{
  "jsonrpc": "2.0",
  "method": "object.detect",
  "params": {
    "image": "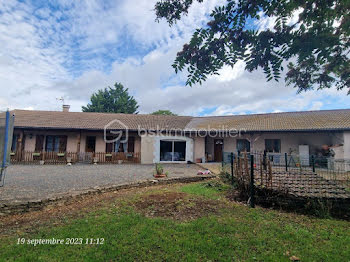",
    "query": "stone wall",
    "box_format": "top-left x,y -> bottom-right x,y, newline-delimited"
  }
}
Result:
0,175 -> 214,216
